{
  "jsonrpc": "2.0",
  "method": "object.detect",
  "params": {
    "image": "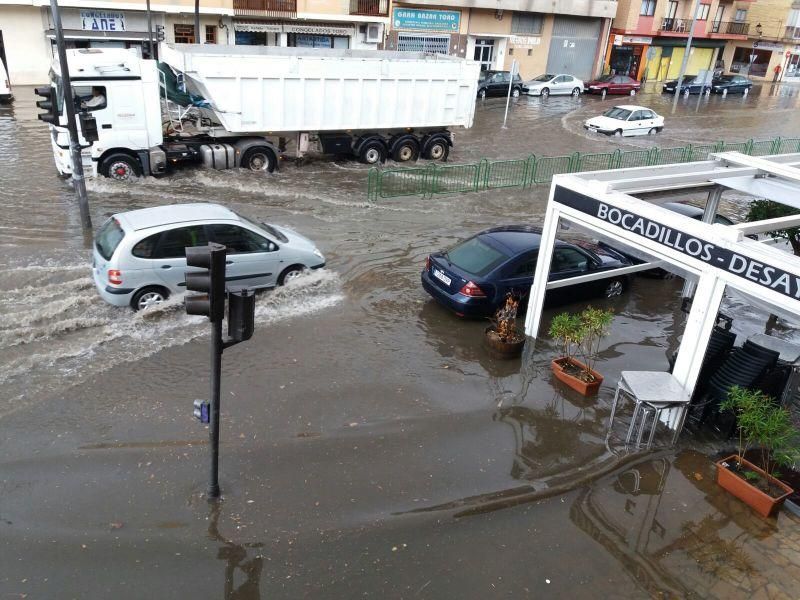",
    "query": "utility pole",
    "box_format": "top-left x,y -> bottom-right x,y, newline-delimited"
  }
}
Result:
195,0 -> 201,44
672,0 -> 703,113
146,0 -> 154,58
50,0 -> 91,231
